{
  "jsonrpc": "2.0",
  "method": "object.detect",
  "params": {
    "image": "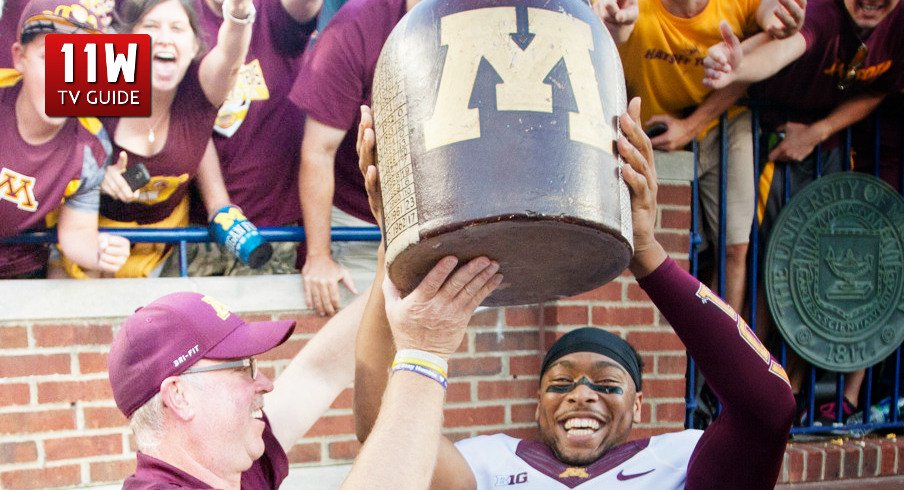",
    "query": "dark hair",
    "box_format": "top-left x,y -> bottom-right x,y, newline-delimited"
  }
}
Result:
113,0 -> 205,53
